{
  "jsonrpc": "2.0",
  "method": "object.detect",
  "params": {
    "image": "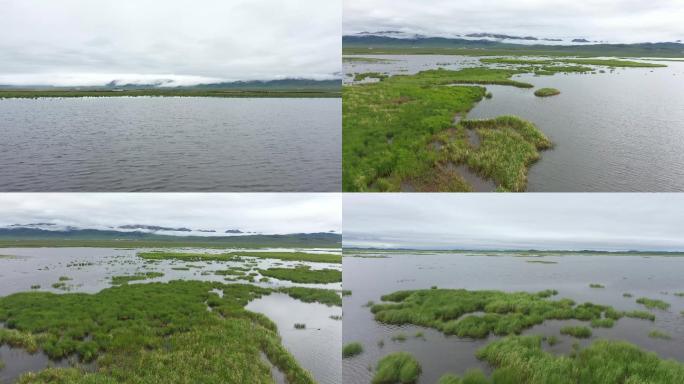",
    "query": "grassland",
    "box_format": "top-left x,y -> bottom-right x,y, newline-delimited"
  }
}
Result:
371,352 -> 422,384
369,288 -> 645,338
343,67 -> 552,191
138,250 -> 341,264
0,280 -> 316,383
534,88 -> 560,97
0,89 -> 340,99
259,266 -> 342,284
